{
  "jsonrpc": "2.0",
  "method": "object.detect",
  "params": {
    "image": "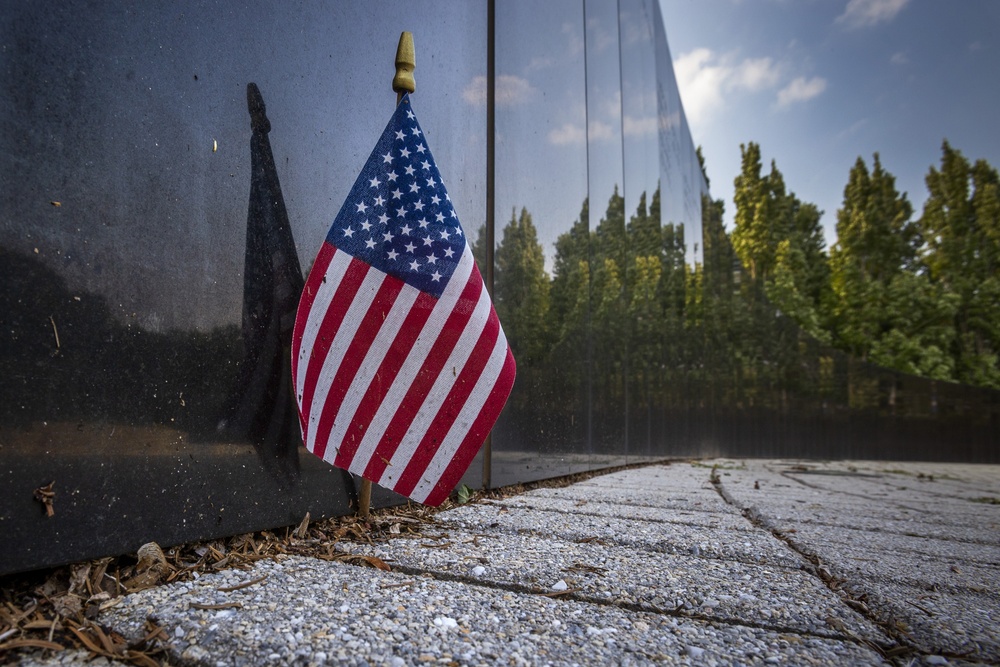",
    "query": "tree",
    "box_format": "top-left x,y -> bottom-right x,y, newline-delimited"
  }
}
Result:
732,142 -> 775,283
731,142 -> 829,337
470,223 -> 489,278
551,198 -> 590,346
827,153 -> 960,380
494,207 -> 551,367
918,141 -> 1000,388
